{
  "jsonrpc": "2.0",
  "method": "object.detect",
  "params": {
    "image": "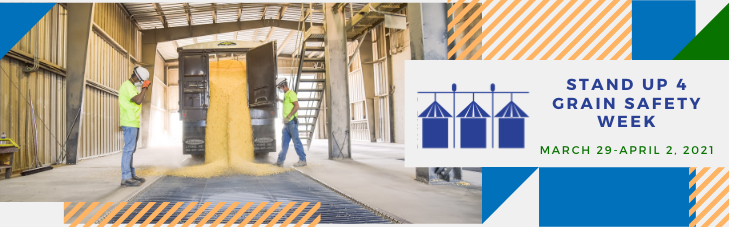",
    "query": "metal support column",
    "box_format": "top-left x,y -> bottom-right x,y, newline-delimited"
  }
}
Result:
408,3 -> 449,61
323,3 -> 351,159
65,3 -> 95,165
359,34 -> 378,142
384,28 -> 396,143
139,35 -> 159,148
408,3 -> 463,184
